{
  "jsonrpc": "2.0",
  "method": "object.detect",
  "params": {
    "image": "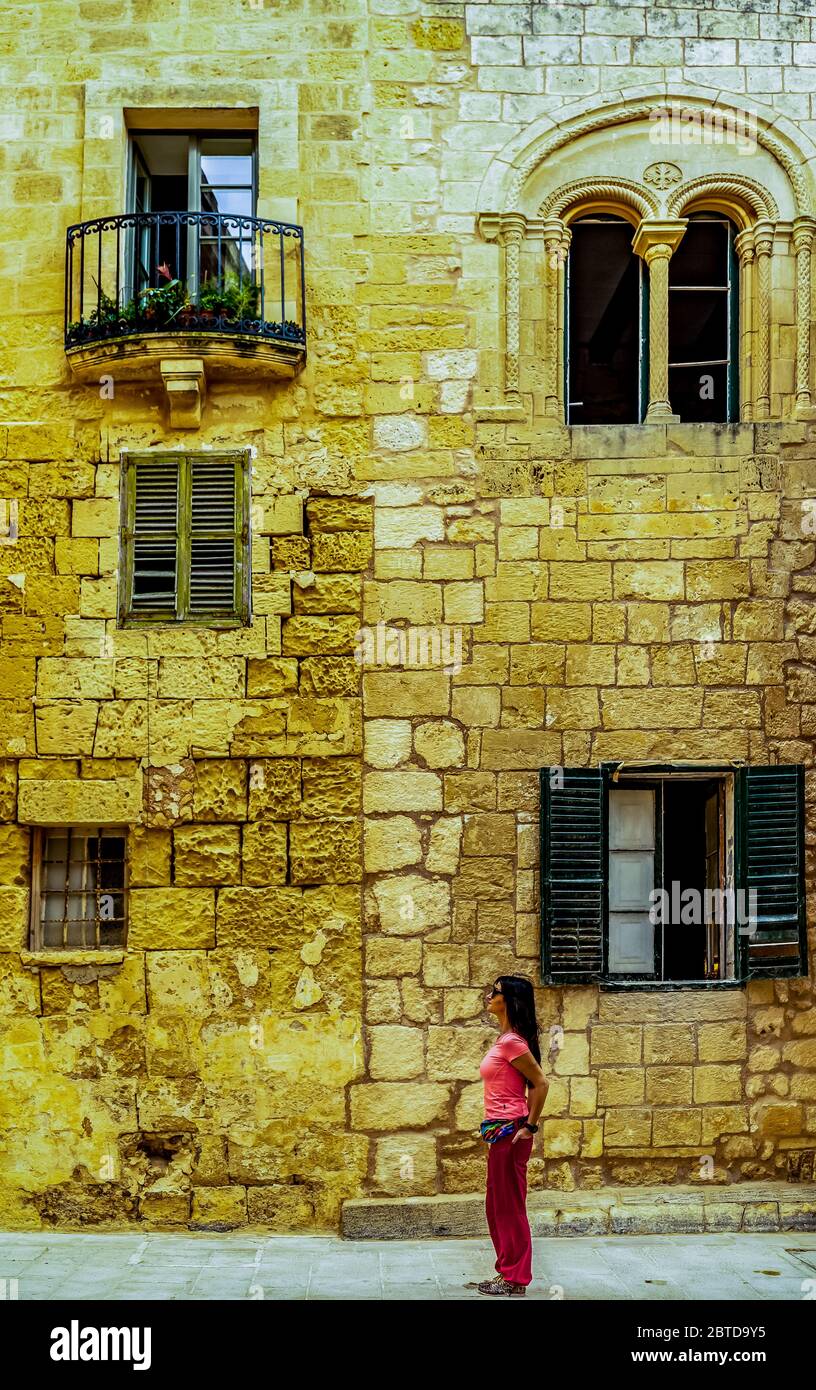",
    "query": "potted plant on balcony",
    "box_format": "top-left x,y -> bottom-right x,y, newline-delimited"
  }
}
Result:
197,273 -> 262,329
137,263 -> 188,329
